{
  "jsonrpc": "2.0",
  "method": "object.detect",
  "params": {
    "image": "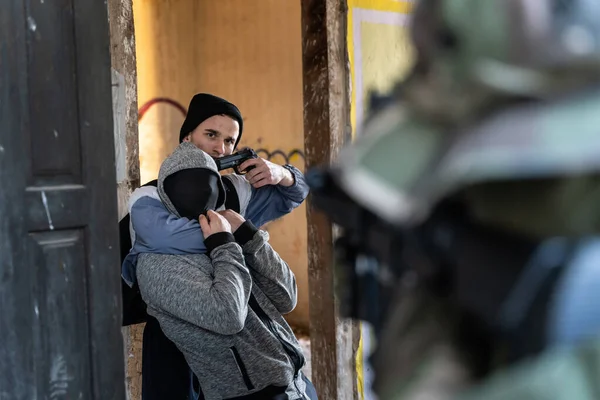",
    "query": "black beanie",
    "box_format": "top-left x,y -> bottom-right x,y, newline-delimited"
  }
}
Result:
179,93 -> 244,148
